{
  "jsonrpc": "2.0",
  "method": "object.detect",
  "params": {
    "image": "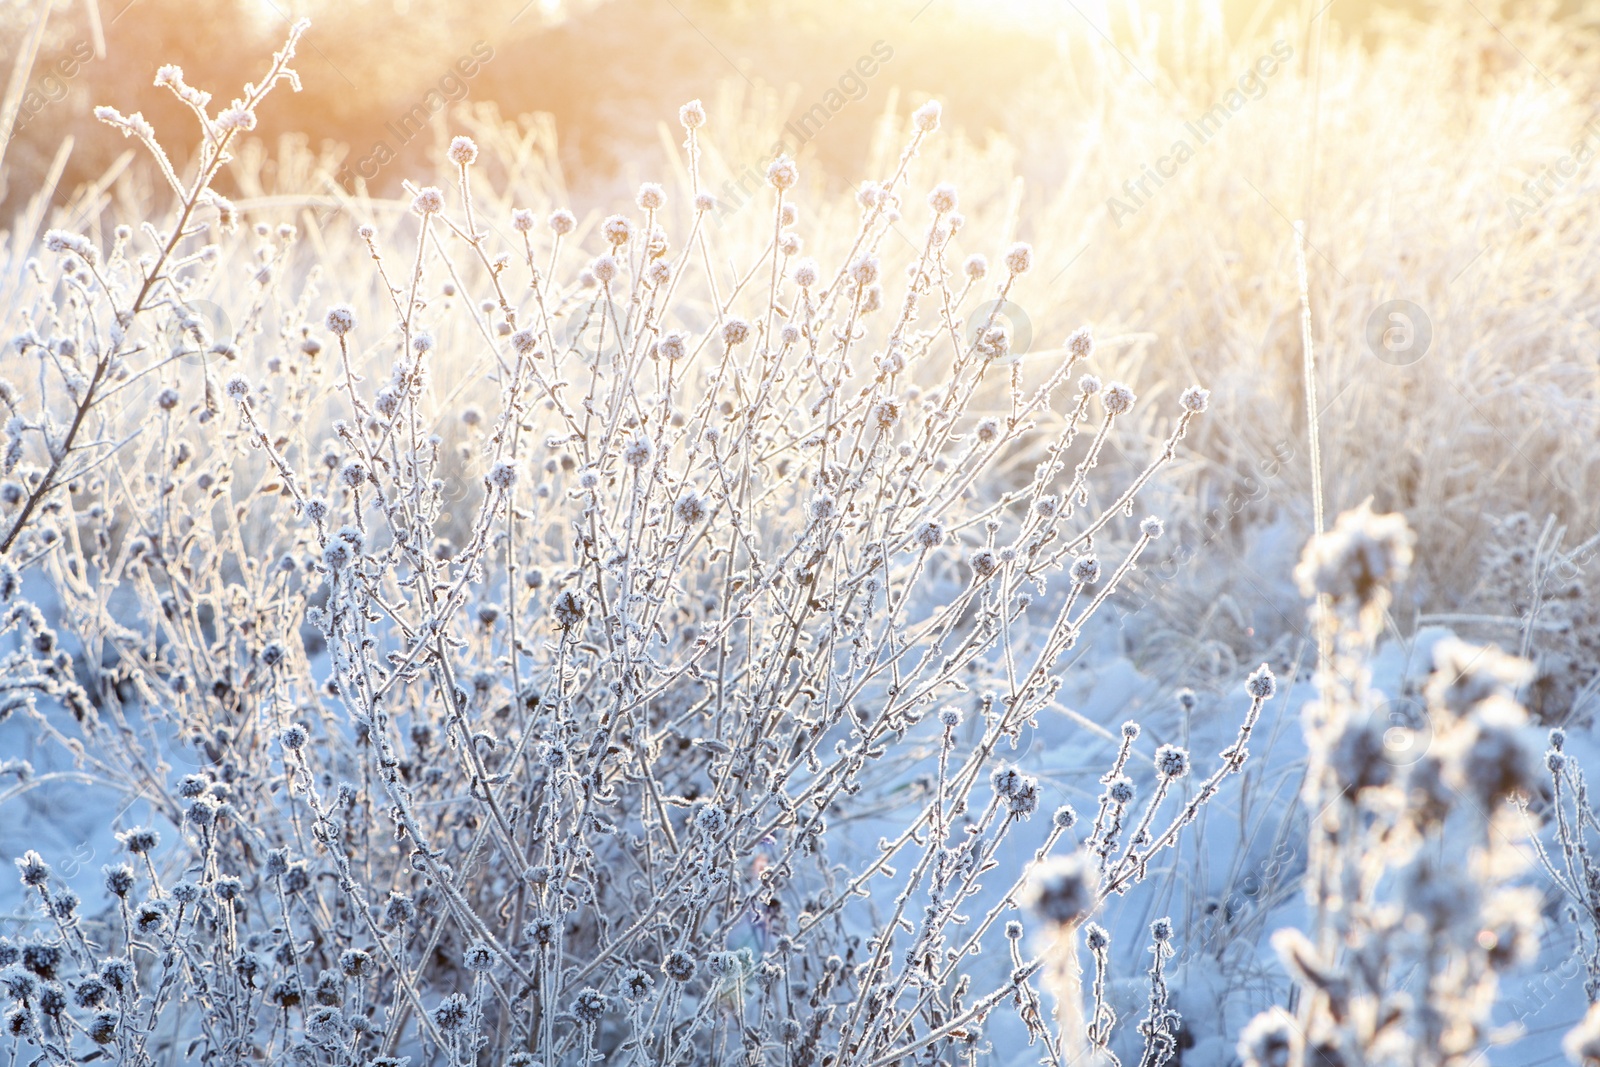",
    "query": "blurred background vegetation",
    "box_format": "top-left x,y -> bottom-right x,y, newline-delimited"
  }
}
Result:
0,0 -> 1510,209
